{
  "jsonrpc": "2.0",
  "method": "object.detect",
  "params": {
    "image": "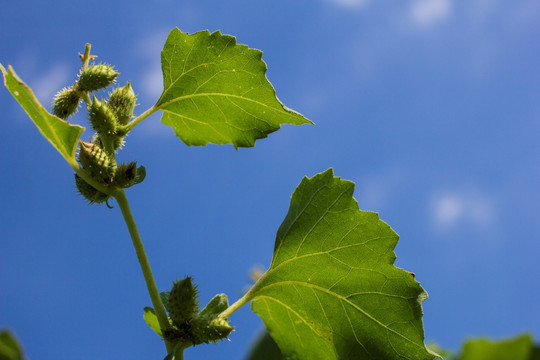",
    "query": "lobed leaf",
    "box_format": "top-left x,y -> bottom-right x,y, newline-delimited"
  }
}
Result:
249,169 -> 438,360
1,64 -> 84,167
155,28 -> 312,148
